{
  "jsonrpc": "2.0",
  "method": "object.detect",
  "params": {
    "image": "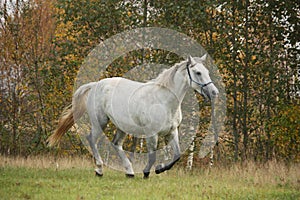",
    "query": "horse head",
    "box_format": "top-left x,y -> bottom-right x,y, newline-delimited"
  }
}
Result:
186,54 -> 219,100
